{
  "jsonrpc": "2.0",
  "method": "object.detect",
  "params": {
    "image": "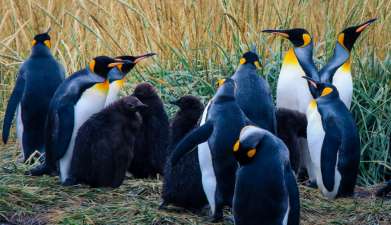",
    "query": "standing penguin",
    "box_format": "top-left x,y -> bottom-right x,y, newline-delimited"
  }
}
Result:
161,95 -> 207,210
232,49 -> 276,133
2,29 -> 65,161
128,82 -> 169,178
320,18 -> 376,109
66,96 -> 147,187
105,53 -> 156,106
28,56 -> 124,184
171,78 -> 249,222
233,125 -> 300,225
304,76 -> 360,199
